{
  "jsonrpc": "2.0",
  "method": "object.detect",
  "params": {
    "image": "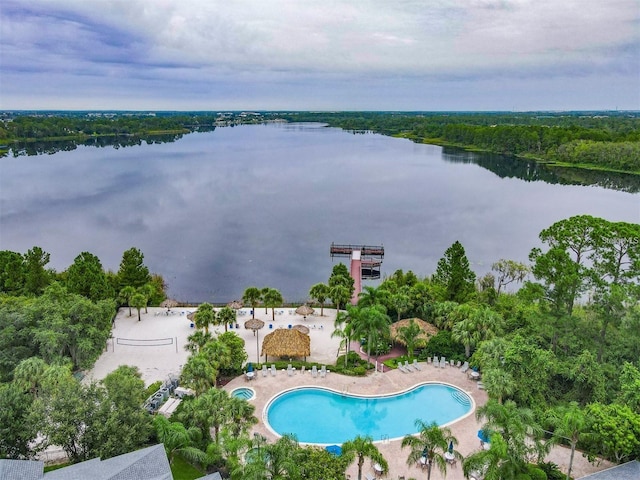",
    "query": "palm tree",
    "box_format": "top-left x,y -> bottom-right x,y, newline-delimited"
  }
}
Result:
244,434 -> 303,480
263,288 -> 283,321
12,357 -> 47,396
218,306 -> 236,332
357,285 -> 389,308
180,353 -> 219,395
547,402 -> 588,480
330,284 -> 352,312
481,368 -> 516,404
401,420 -> 459,480
332,309 -> 352,367
390,287 -> 411,322
119,285 -> 136,316
309,283 -> 330,316
138,283 -> 155,313
242,287 -> 261,319
261,287 -> 270,314
349,305 -> 391,365
463,432 -> 510,480
153,415 -> 208,466
185,330 -> 213,354
397,318 -> 422,359
342,435 -> 388,480
194,302 -> 215,334
476,400 -> 546,472
130,292 -> 146,321
227,396 -> 258,437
